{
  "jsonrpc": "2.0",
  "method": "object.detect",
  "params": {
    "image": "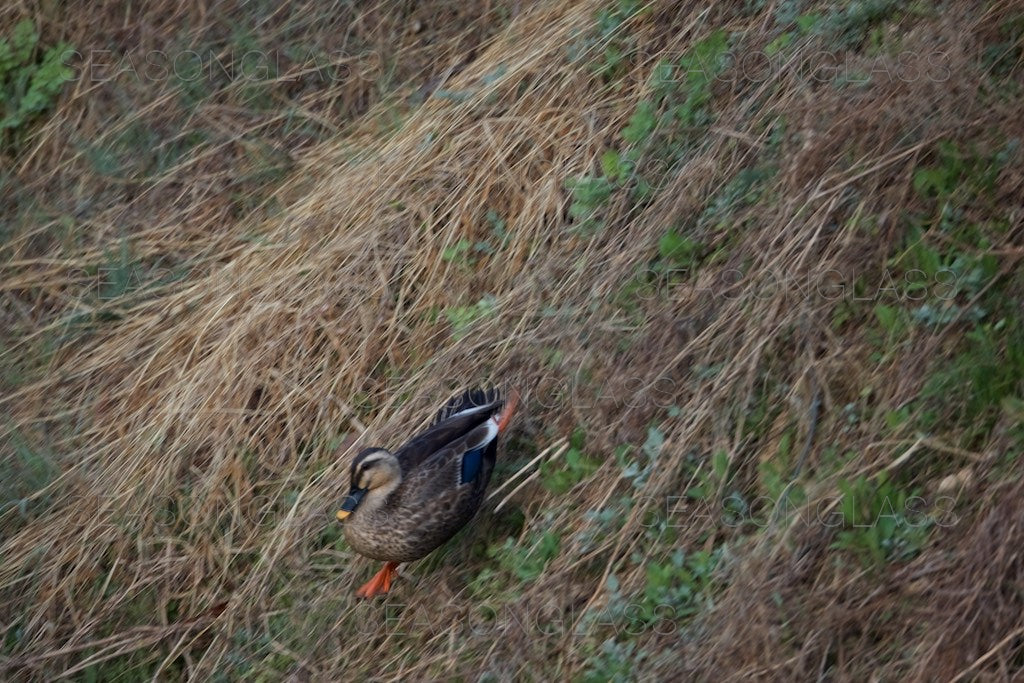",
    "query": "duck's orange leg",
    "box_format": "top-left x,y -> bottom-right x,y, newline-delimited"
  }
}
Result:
355,561 -> 399,599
